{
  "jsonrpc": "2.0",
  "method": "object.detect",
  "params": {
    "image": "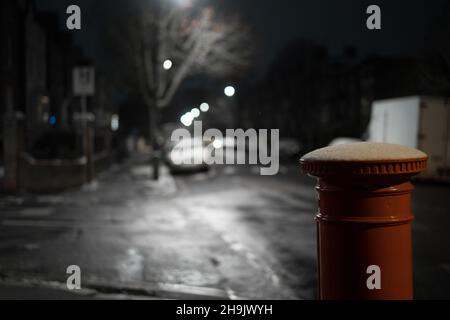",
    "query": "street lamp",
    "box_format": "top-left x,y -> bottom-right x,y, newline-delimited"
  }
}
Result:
173,0 -> 193,8
200,103 -> 210,112
163,59 -> 173,70
224,86 -> 236,97
213,139 -> 223,149
181,112 -> 194,127
191,108 -> 200,118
